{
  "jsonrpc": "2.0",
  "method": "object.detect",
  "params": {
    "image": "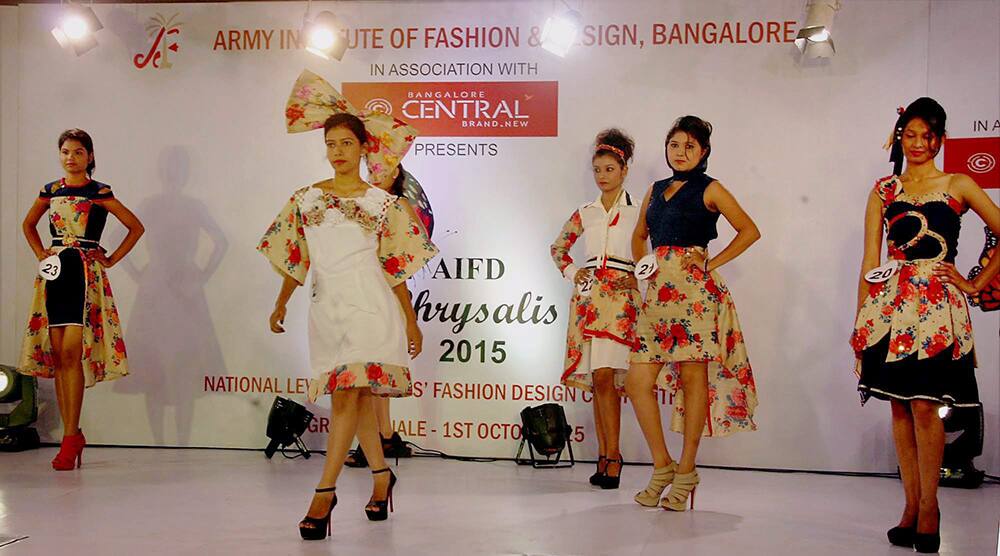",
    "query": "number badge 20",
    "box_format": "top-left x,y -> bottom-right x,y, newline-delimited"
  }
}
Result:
864,260 -> 899,283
